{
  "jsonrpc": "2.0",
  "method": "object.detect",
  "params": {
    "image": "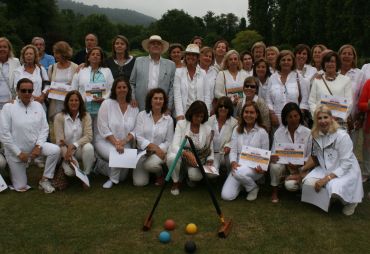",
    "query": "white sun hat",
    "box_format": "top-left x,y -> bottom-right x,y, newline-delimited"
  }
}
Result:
141,35 -> 169,54
183,44 -> 200,54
